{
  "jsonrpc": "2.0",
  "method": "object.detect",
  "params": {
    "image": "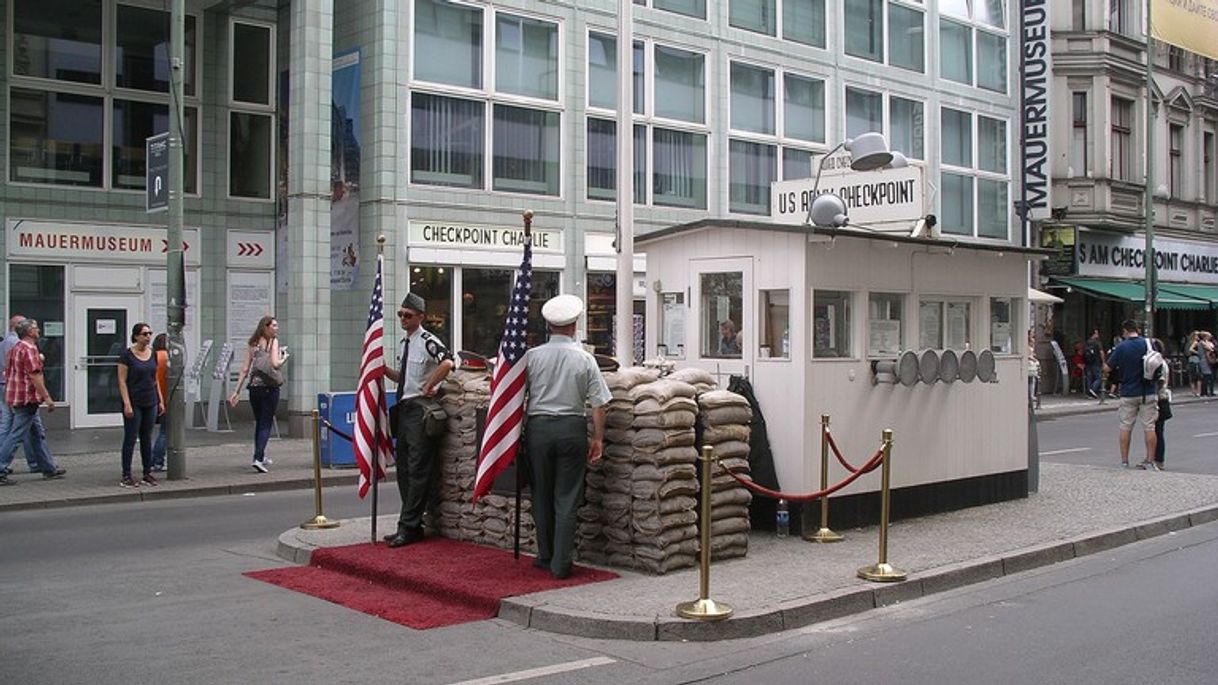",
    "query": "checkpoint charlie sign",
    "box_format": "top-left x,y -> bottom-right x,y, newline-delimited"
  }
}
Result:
771,163 -> 925,228
1076,229 -> 1218,285
407,220 -> 564,253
